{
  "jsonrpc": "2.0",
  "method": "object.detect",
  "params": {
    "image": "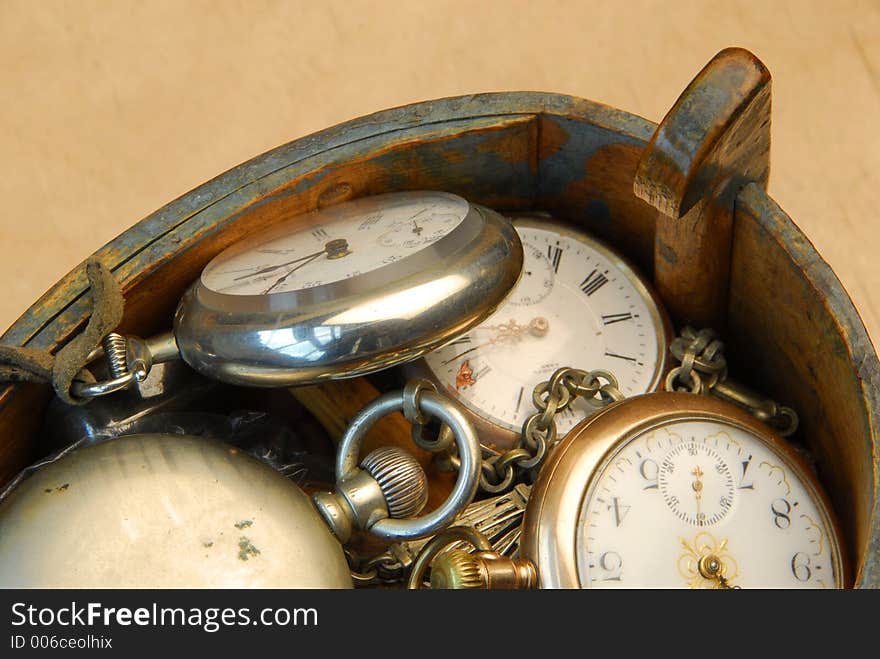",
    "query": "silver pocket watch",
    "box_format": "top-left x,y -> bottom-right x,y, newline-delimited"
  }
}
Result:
72,190 -> 523,397
0,190 -> 524,587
